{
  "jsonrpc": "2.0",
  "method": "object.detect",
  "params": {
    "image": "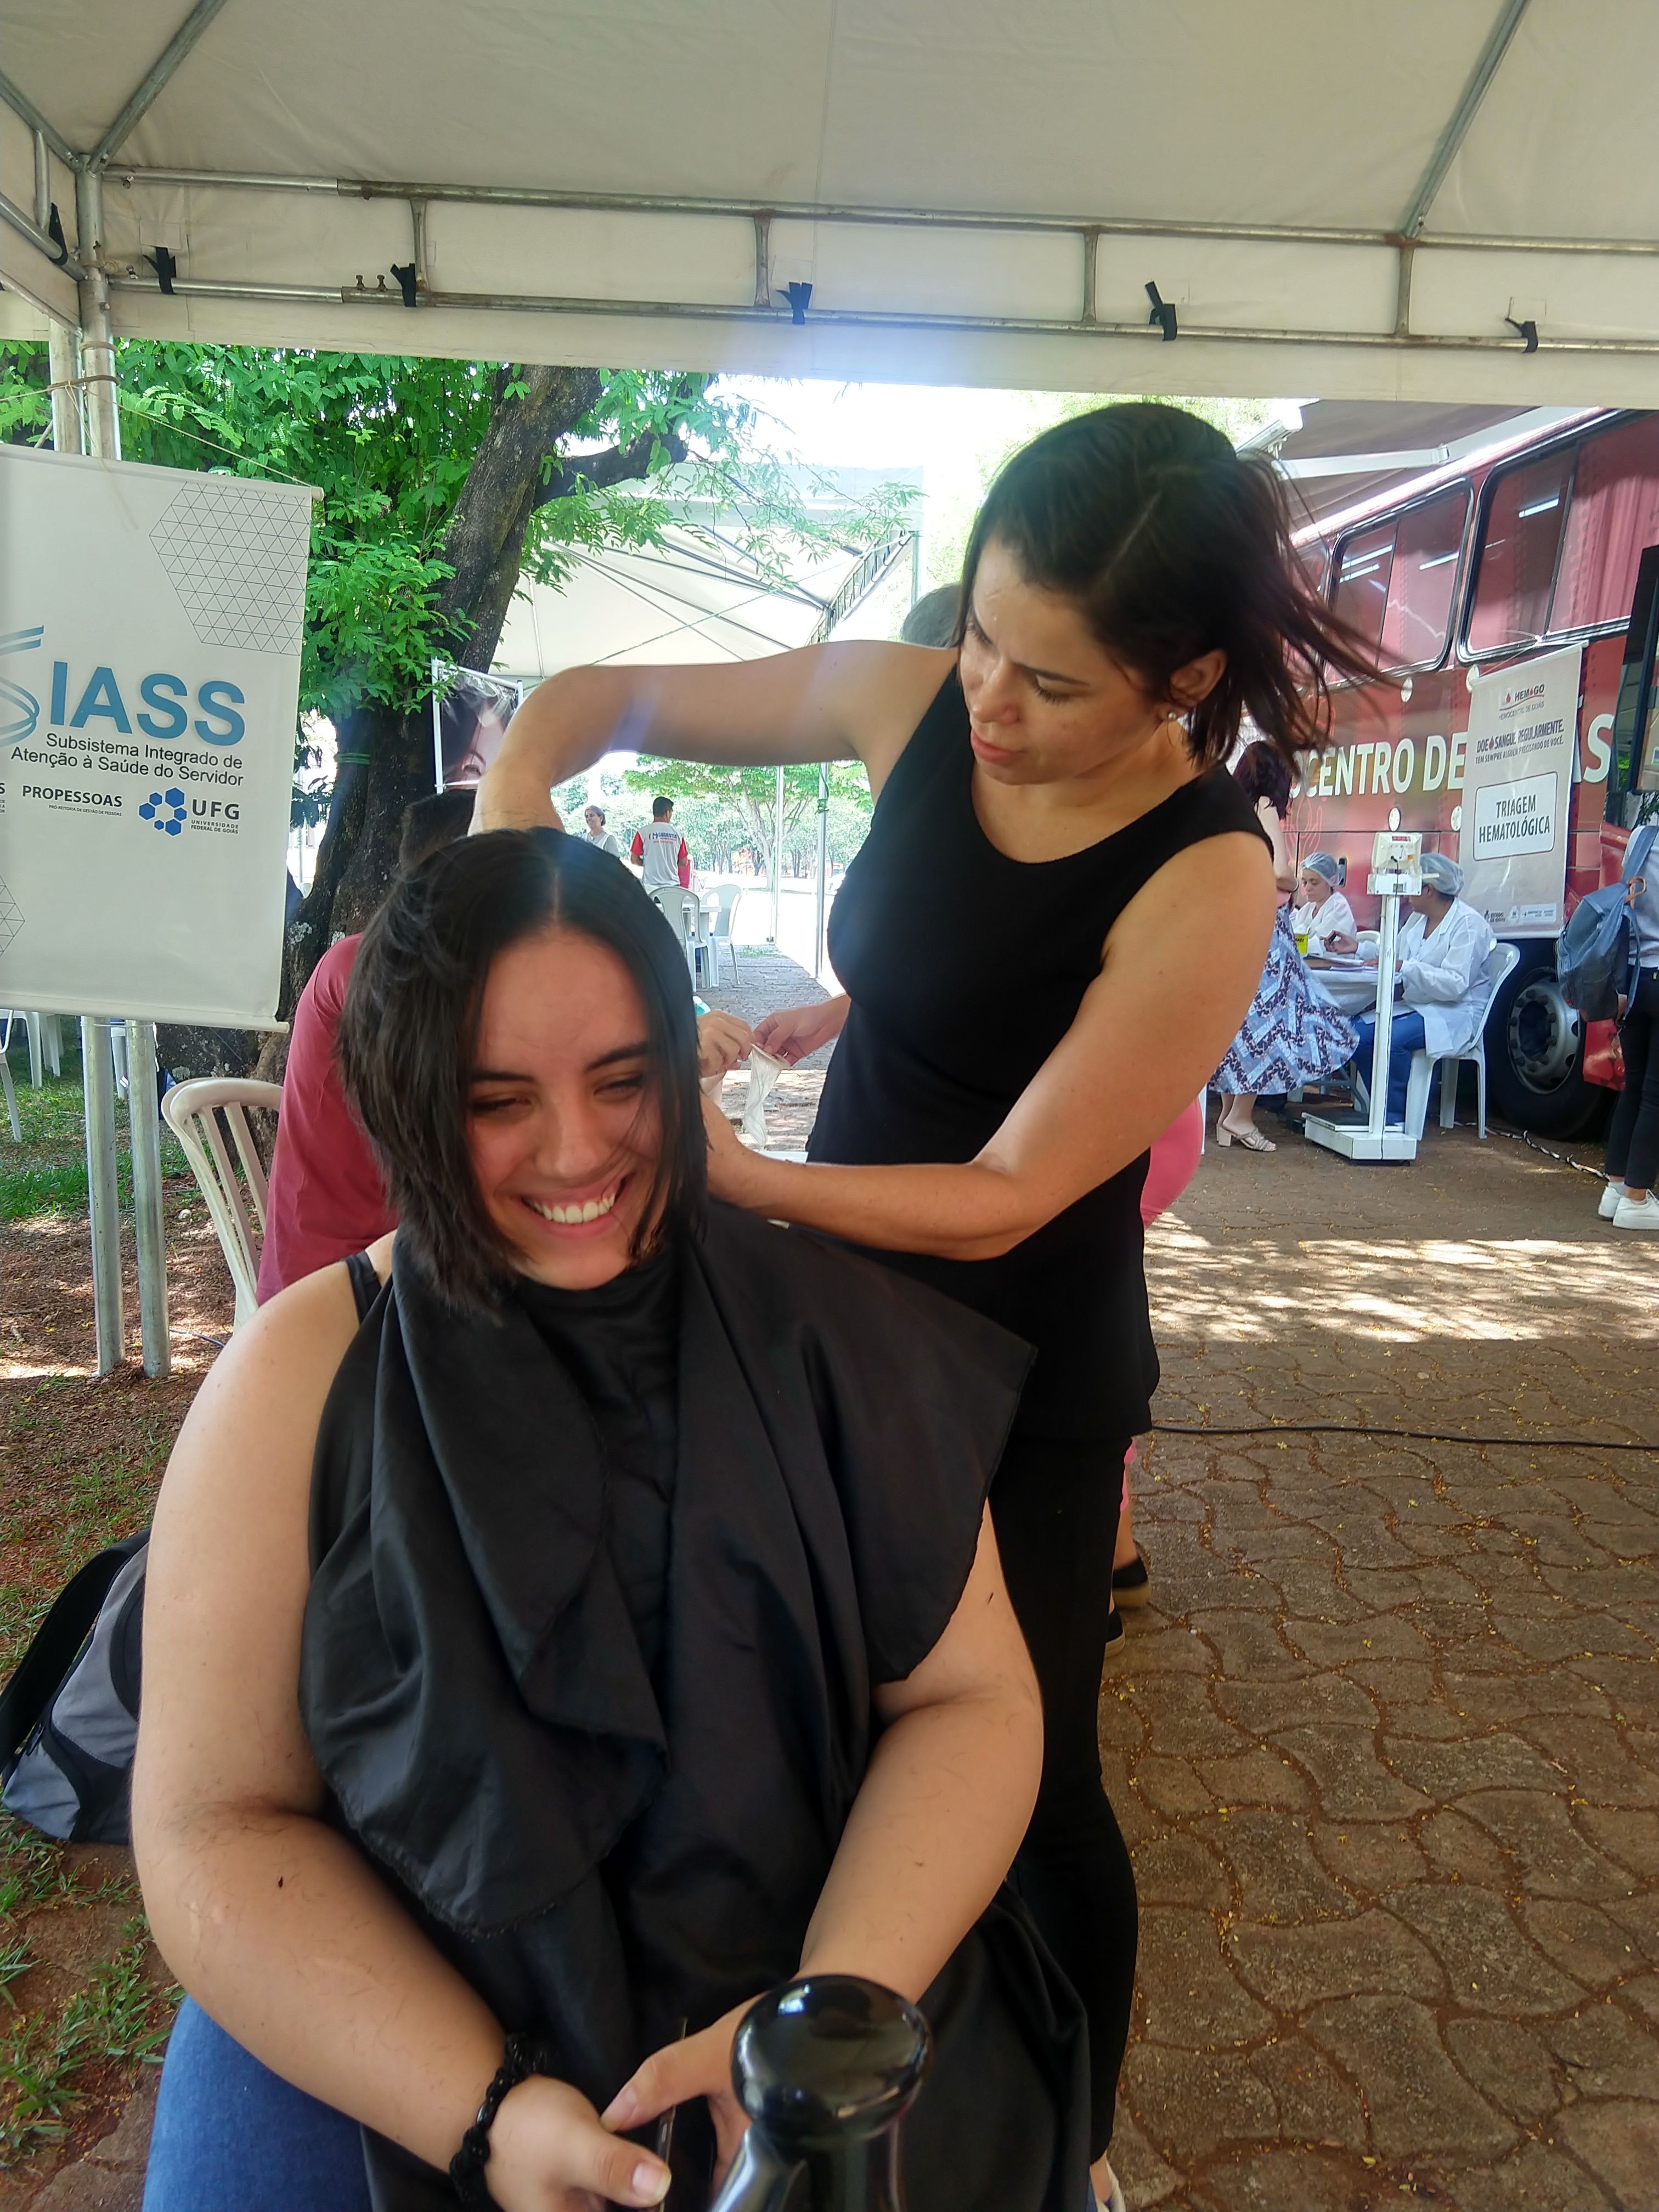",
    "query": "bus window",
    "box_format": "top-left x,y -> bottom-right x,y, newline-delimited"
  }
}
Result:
1331,522 -> 1395,653
1378,487 -> 1468,670
1466,445 -> 1575,654
1550,414 -> 1659,634
1296,540 -> 1329,600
